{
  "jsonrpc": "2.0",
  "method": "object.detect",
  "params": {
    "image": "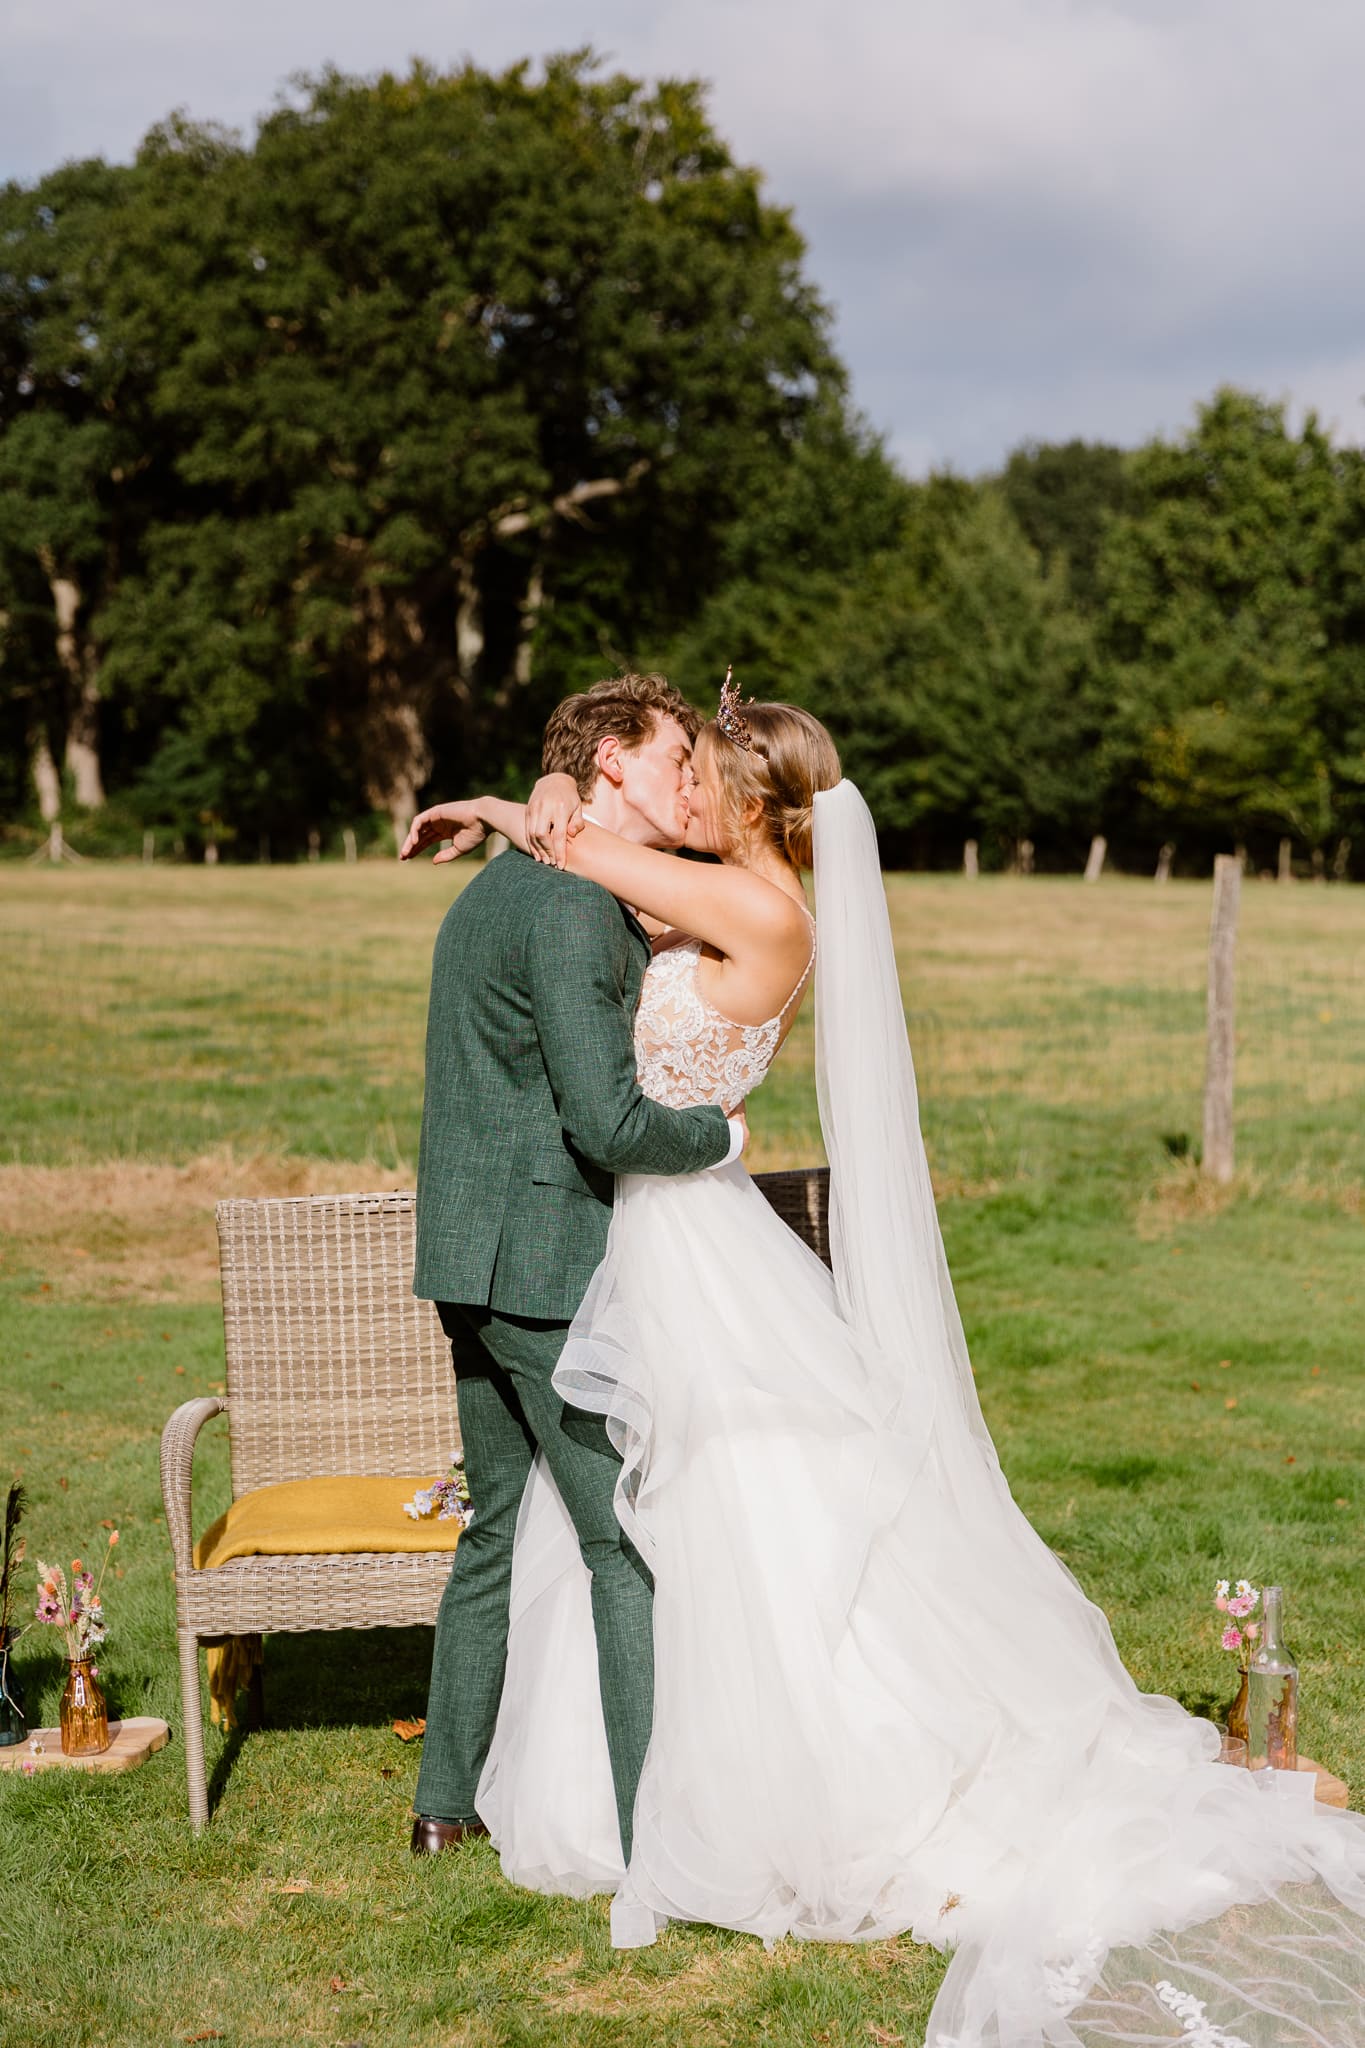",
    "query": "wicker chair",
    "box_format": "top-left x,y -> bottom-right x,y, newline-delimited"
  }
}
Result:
161,1170 -> 830,1830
